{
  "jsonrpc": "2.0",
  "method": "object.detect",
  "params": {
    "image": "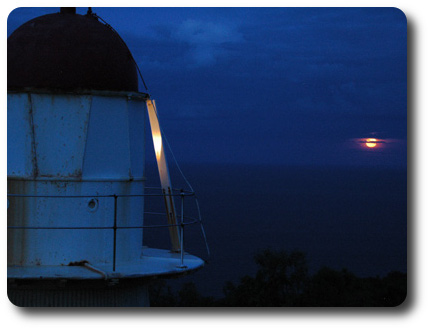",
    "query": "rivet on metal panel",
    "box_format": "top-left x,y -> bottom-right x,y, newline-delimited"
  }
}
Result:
87,198 -> 99,212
